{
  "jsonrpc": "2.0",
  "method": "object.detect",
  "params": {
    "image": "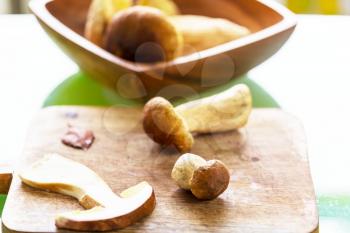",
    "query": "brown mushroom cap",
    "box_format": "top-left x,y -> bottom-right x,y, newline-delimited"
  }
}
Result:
143,97 -> 193,152
190,160 -> 230,200
104,6 -> 182,63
